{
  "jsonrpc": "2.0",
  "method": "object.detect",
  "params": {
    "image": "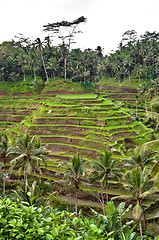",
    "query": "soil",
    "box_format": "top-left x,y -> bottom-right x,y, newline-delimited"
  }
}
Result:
96,85 -> 139,93
0,91 -> 7,97
12,92 -> 32,96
